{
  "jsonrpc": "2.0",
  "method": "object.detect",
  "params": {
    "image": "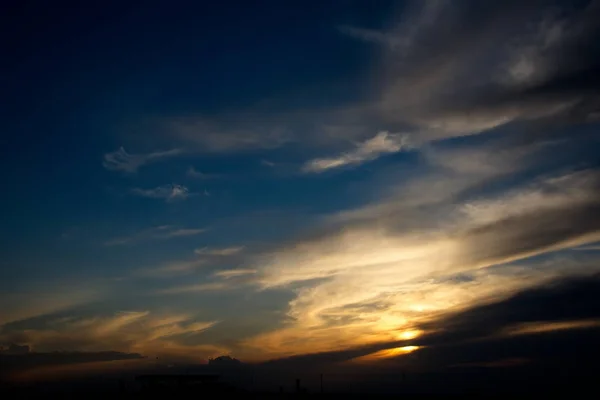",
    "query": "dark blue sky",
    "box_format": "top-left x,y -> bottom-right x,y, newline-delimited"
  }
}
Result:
1,0 -> 395,277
